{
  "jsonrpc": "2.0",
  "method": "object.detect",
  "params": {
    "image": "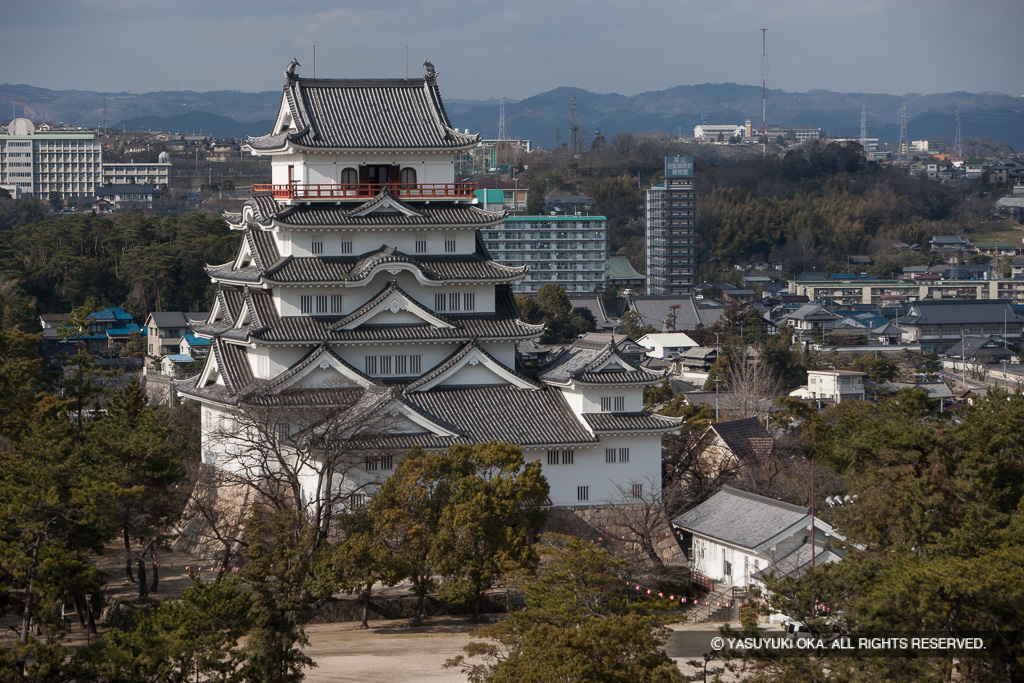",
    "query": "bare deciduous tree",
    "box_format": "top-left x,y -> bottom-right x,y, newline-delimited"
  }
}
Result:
200,383 -> 402,559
